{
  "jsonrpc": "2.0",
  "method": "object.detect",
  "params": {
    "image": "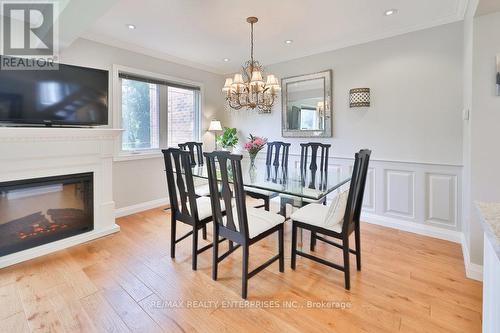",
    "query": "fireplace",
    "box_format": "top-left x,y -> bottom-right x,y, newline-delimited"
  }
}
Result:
0,173 -> 94,257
